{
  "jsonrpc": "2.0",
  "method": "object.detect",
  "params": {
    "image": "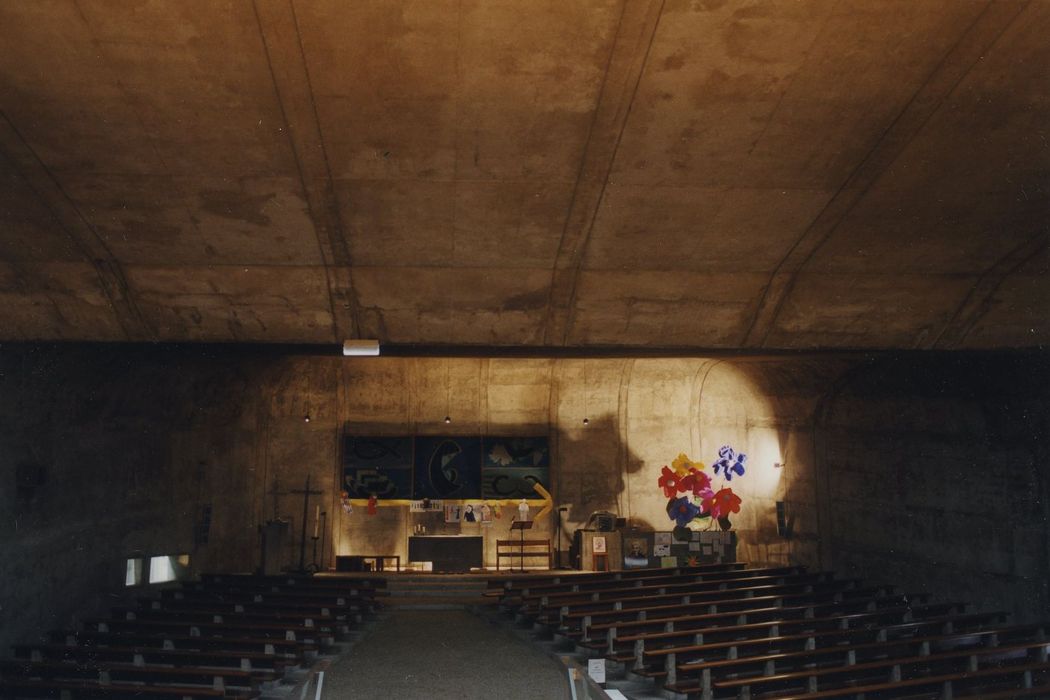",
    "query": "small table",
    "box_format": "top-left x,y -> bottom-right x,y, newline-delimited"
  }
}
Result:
336,554 -> 400,572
